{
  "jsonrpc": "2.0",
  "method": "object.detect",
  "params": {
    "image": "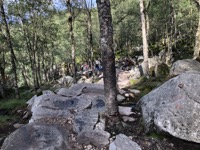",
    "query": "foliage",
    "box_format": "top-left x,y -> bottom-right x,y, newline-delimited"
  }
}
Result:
0,0 -> 199,98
